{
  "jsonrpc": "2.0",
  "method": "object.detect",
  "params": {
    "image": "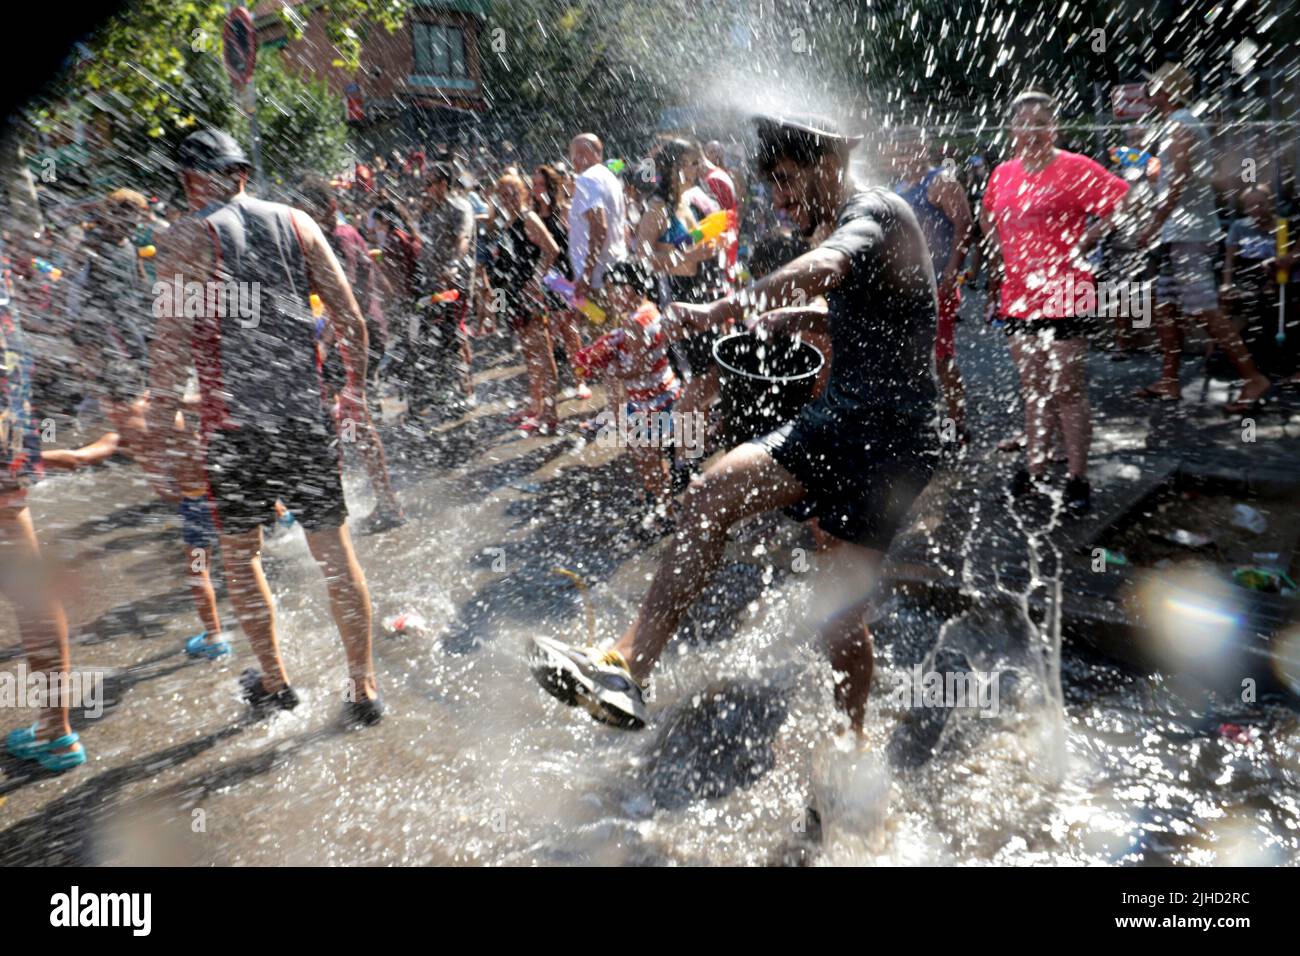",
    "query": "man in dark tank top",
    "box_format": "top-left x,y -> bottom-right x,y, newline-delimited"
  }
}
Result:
142,128 -> 384,726
530,114 -> 942,738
